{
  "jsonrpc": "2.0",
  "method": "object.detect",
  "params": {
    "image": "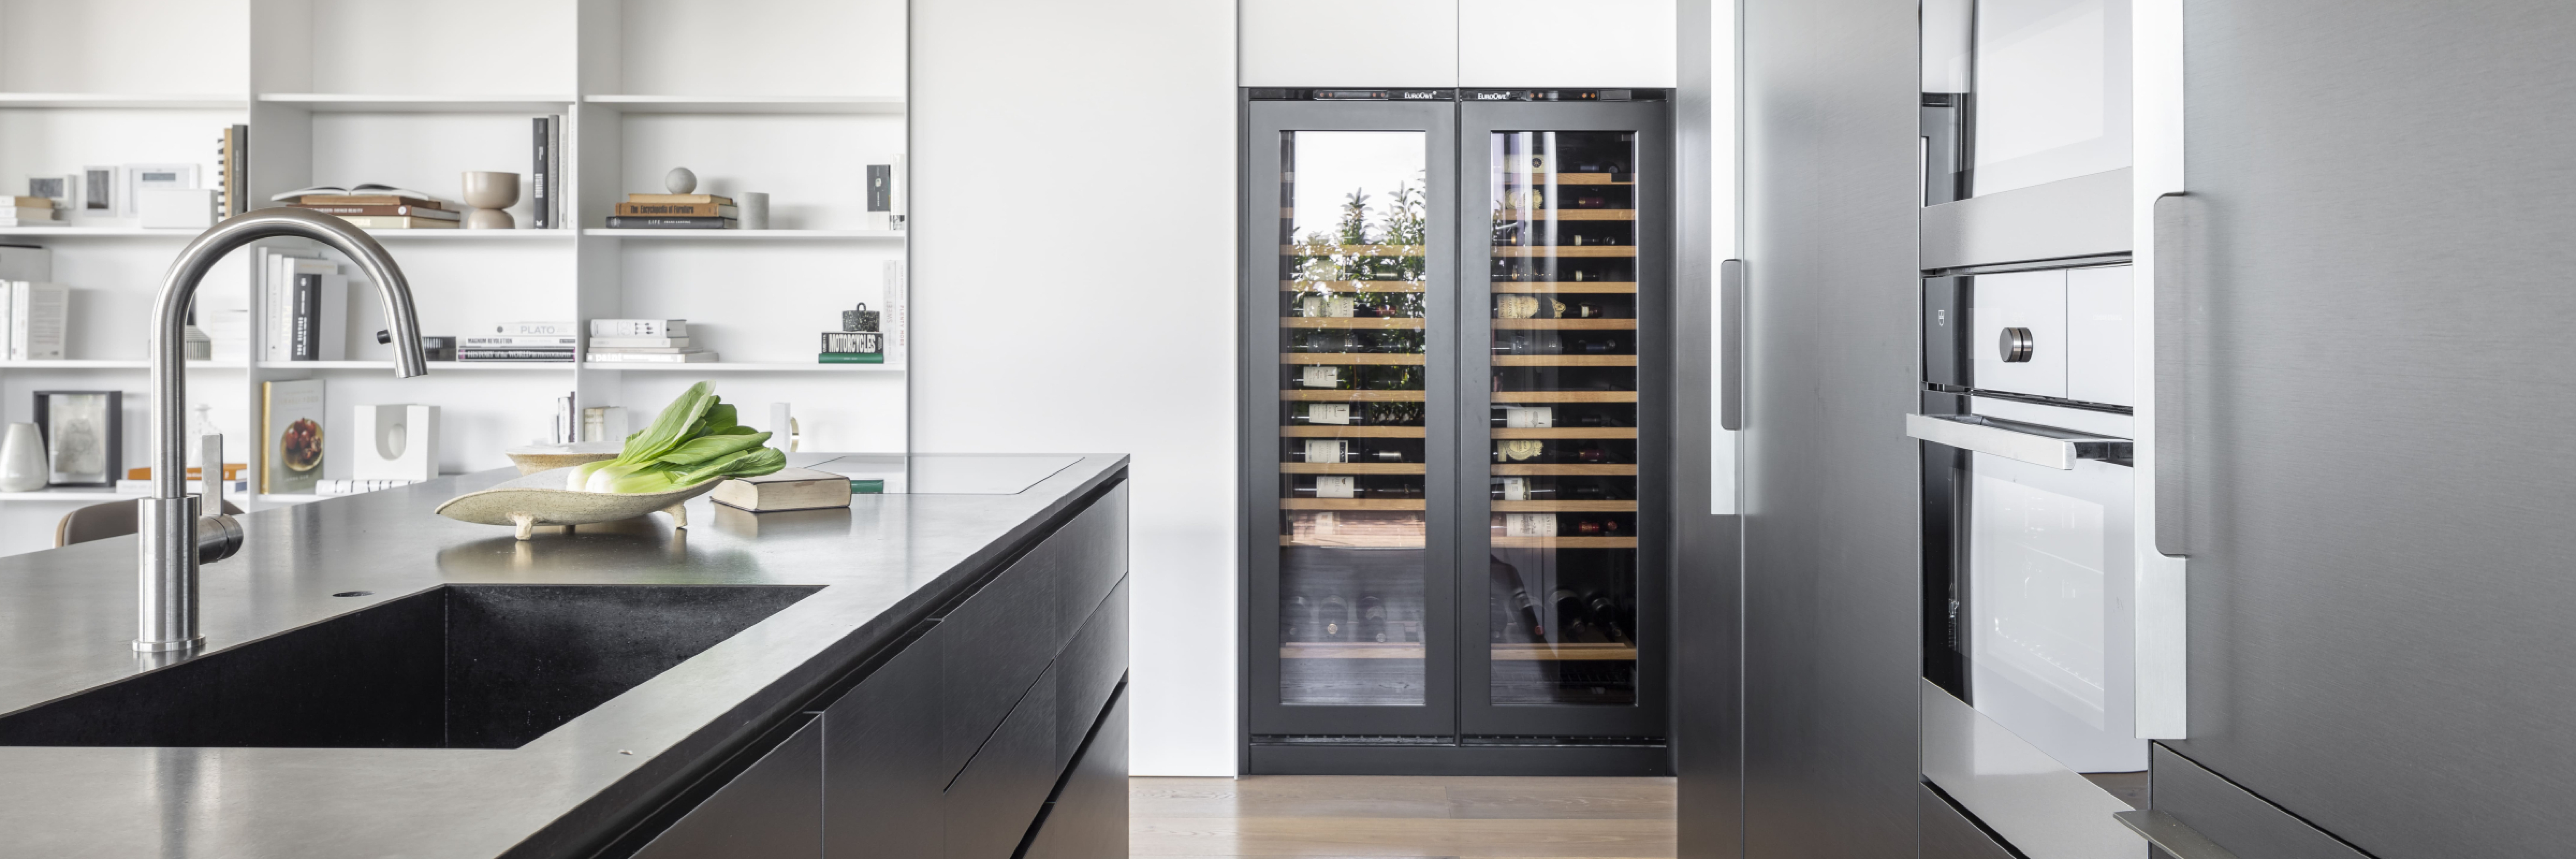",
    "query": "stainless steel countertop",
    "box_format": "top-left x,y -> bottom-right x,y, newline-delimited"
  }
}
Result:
0,453 -> 1127,859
